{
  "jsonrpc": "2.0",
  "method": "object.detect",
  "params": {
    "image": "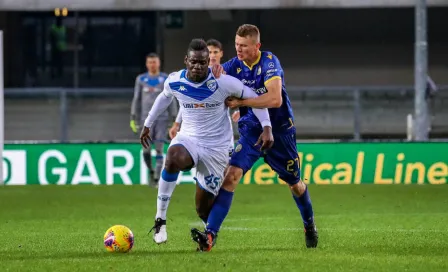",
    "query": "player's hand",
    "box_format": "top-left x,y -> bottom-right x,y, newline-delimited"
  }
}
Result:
232,111 -> 240,123
211,64 -> 225,78
169,123 -> 180,139
225,97 -> 243,109
255,126 -> 274,152
140,127 -> 152,149
130,120 -> 139,134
